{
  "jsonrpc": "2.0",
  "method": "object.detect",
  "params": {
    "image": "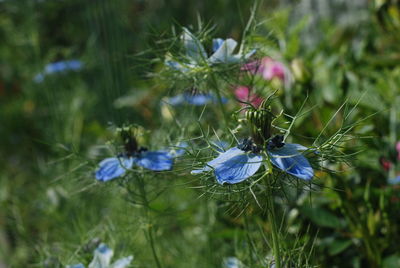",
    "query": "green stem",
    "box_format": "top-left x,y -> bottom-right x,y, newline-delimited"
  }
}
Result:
144,226 -> 162,268
137,177 -> 163,268
209,72 -> 229,125
262,173 -> 281,268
